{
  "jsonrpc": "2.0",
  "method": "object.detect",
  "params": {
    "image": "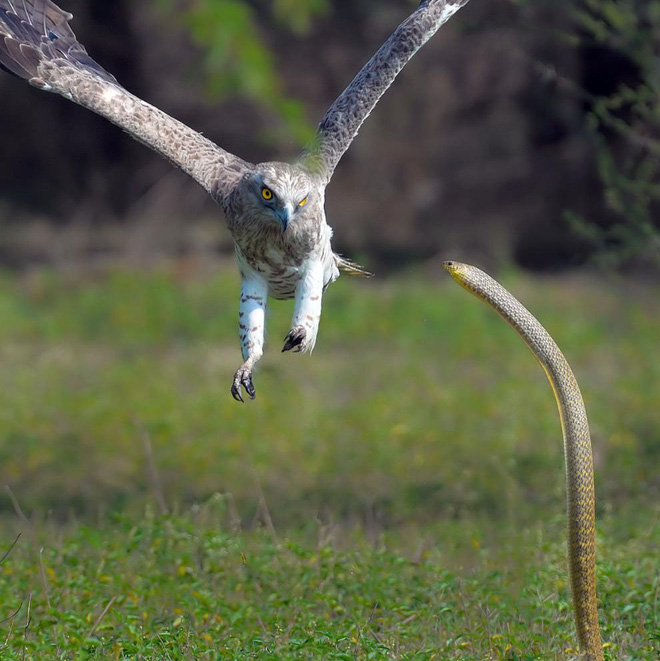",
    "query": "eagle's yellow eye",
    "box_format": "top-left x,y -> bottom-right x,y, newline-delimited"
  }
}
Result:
262,187 -> 274,201
298,197 -> 308,208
